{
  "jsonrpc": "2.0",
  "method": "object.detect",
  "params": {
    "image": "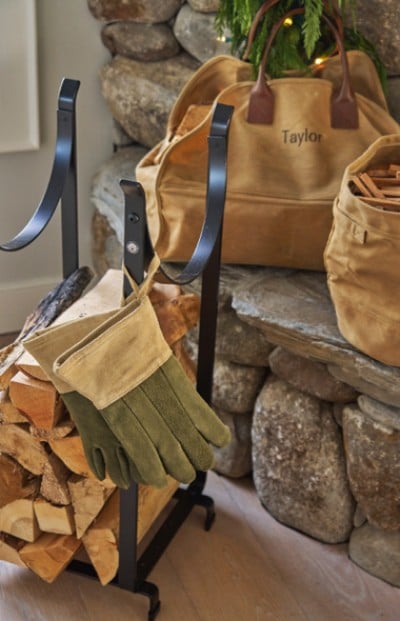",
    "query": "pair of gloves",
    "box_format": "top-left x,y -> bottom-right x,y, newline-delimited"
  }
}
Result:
25,261 -> 230,489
